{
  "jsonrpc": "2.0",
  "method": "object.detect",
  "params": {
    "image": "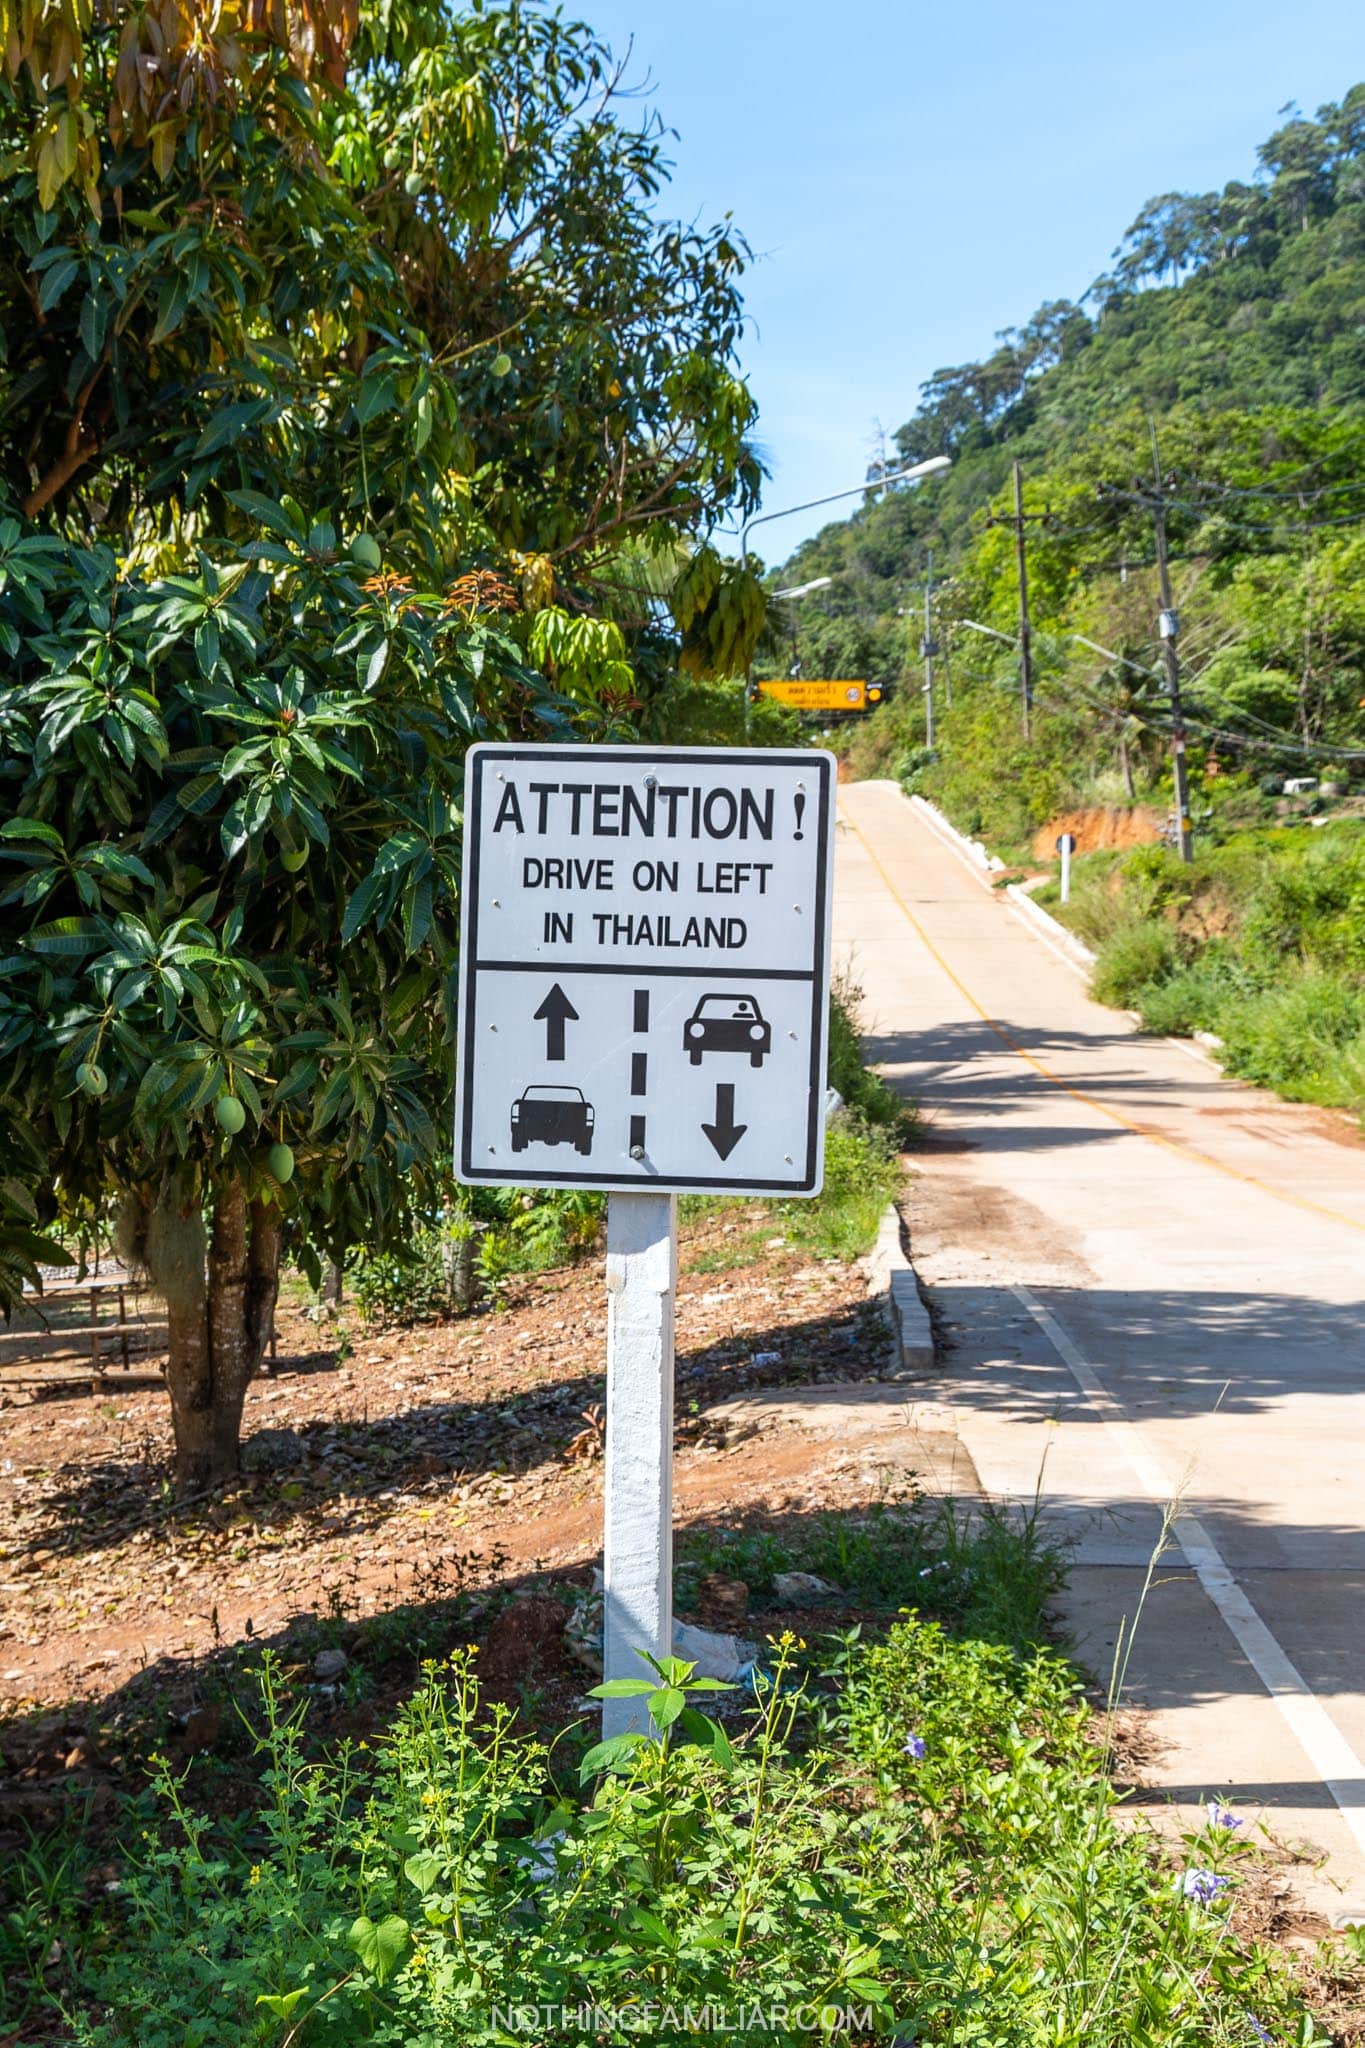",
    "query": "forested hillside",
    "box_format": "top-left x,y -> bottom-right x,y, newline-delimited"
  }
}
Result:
770,87 -> 1365,847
